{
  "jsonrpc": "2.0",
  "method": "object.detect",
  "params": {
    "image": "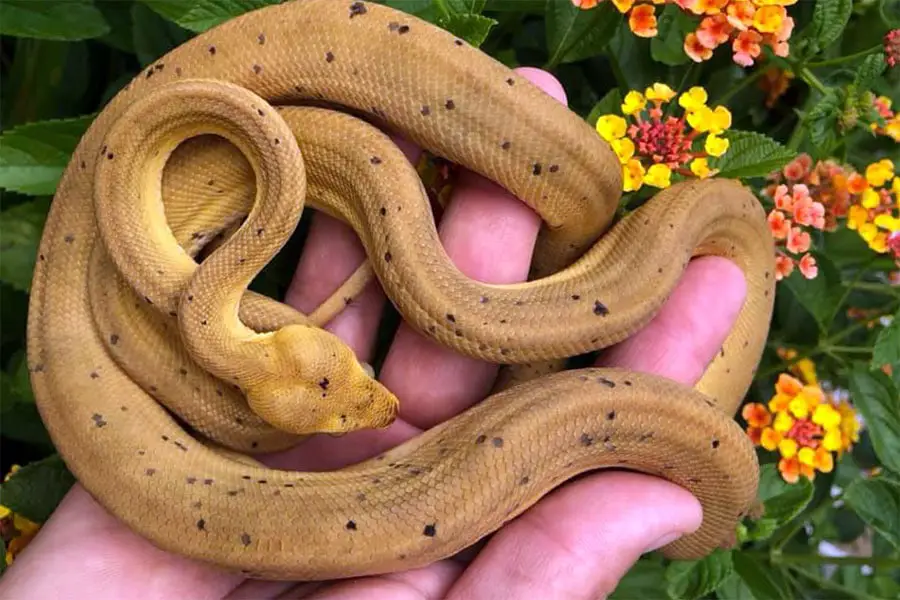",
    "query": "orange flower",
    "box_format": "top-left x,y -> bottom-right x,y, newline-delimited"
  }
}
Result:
847,172 -> 868,195
753,4 -> 785,34
733,30 -> 762,66
776,373 -> 803,396
685,32 -> 714,61
775,254 -> 794,280
798,253 -> 817,279
571,0 -> 600,7
786,227 -> 811,254
629,4 -> 658,37
726,0 -> 755,30
778,456 -> 814,483
773,184 -> 793,210
767,210 -> 791,239
697,14 -> 732,48
742,402 -> 772,428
